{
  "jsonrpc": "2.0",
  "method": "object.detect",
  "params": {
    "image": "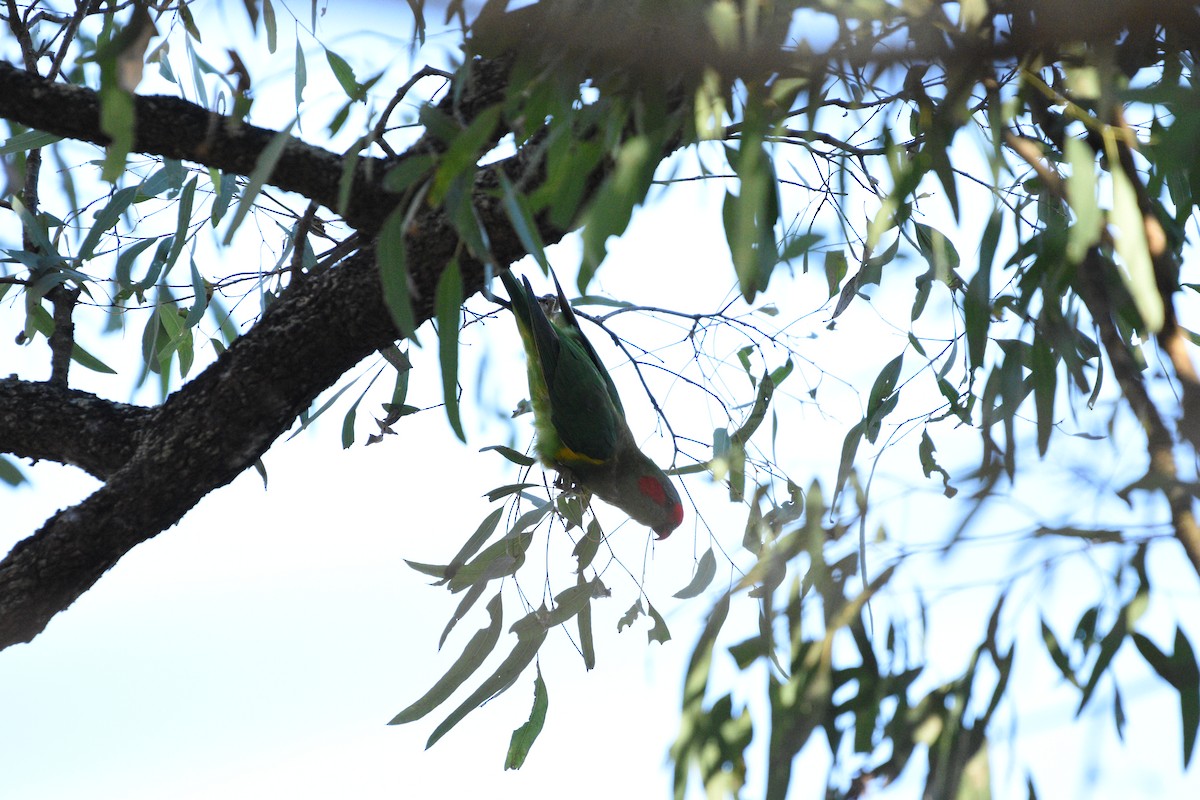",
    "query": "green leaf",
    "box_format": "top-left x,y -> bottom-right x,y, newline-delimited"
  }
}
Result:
389,592 -> 504,725
383,154 -> 436,193
378,207 -> 416,339
914,221 -> 962,276
618,599 -> 643,632
0,129 -> 62,156
10,197 -> 65,269
865,353 -> 904,442
504,667 -> 548,769
0,455 -> 27,486
324,47 -> 362,100
447,533 -> 535,593
1110,158 -> 1164,332
222,120 -> 296,245
1077,620 -> 1126,714
166,176 -> 198,270
577,572 -> 596,670
1031,337 -> 1057,456
340,379 -> 375,449
1041,618 -> 1079,686
557,495 -> 585,530
98,79 -> 135,182
673,548 -> 718,599
210,169 -> 237,227
71,342 -> 118,375
441,510 -> 506,585
731,369 -> 776,445
918,430 -> 957,497
426,626 -> 548,747
436,260 -> 465,441
572,518 -> 603,573
294,37 -> 307,110
647,602 -> 671,644
404,560 -> 447,580
439,583 -> 487,649
78,186 -> 138,261
263,0 -> 278,52
479,444 -> 535,466
1135,628 -> 1200,766
484,482 -> 538,503
579,133 -> 662,291
405,0 -> 427,44
964,262 -> 992,372
429,105 -> 502,205
824,250 -> 848,299
1064,138 -> 1102,263
1172,627 -> 1200,767
544,579 -> 599,628
833,419 -> 865,506
779,232 -> 823,263
497,170 -> 549,270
